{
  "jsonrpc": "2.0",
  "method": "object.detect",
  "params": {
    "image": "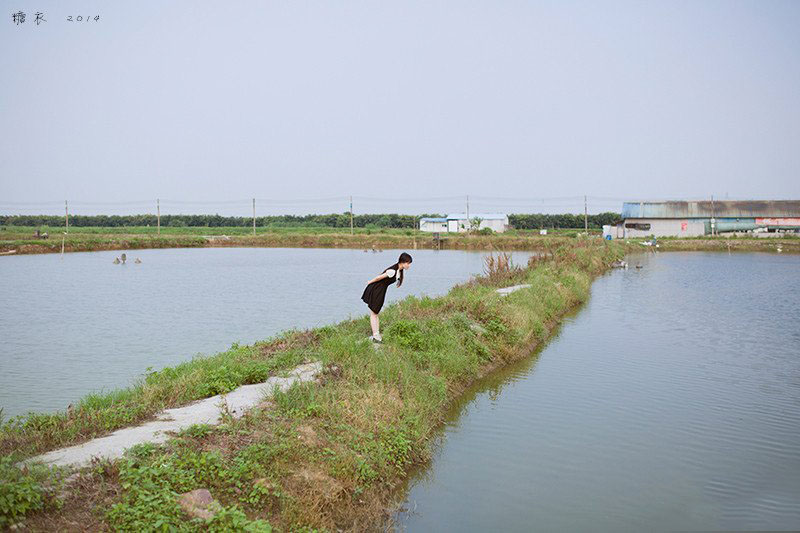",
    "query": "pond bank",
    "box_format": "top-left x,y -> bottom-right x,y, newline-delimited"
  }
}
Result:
0,242 -> 634,530
26,362 -> 323,469
2,230 -> 563,255
1,228 -> 798,256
